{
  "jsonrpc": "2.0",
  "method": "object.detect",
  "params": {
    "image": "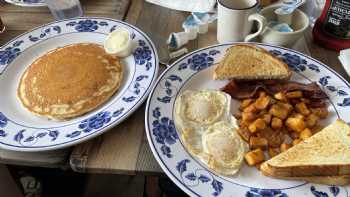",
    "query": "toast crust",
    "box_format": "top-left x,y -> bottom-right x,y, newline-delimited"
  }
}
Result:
261,120 -> 350,177
261,163 -> 350,186
213,44 -> 291,80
